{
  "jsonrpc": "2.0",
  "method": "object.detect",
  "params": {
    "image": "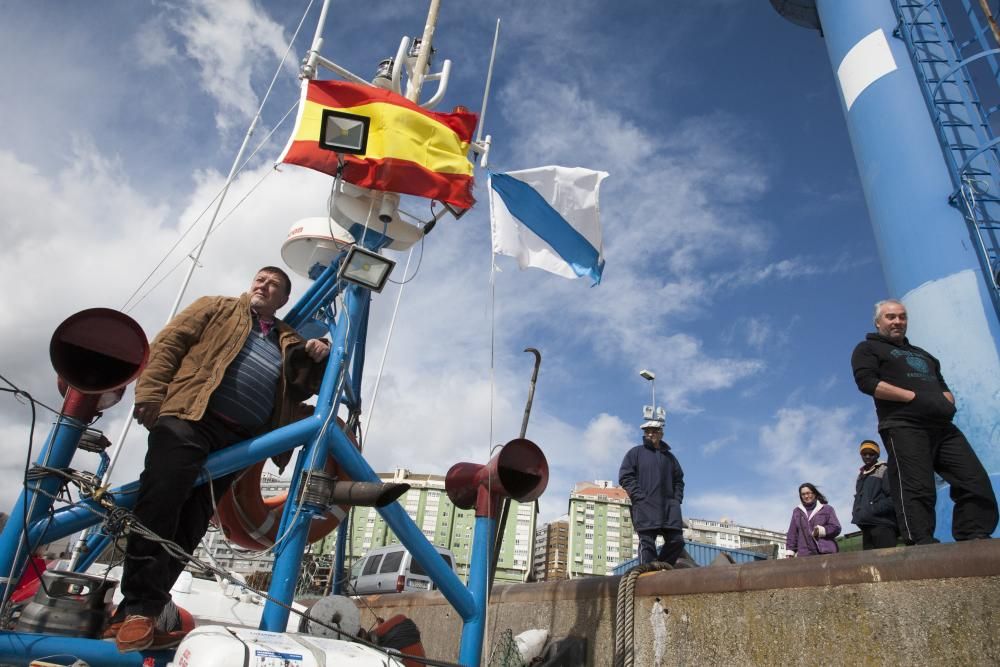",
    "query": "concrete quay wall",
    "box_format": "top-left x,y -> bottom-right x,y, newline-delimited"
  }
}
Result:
355,540 -> 1000,665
